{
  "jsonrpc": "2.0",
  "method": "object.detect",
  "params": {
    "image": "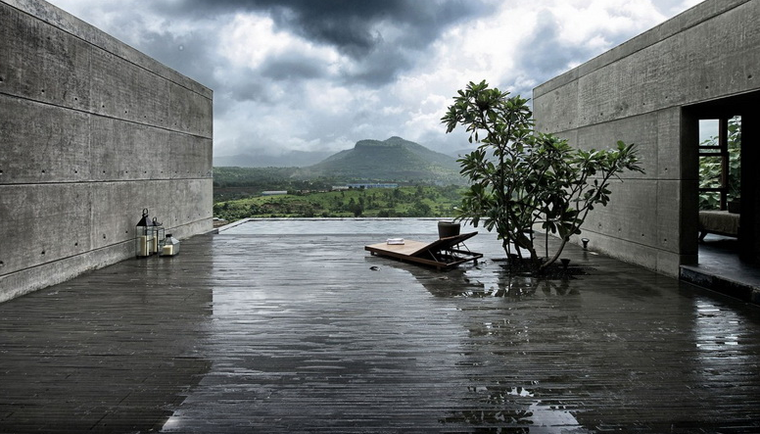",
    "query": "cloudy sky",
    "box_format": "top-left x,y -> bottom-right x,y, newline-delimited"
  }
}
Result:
48,0 -> 703,159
